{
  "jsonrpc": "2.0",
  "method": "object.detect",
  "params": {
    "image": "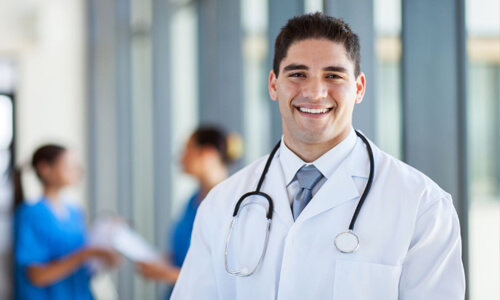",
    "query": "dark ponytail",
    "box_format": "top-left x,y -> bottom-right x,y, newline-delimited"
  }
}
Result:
13,144 -> 66,210
13,167 -> 24,210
